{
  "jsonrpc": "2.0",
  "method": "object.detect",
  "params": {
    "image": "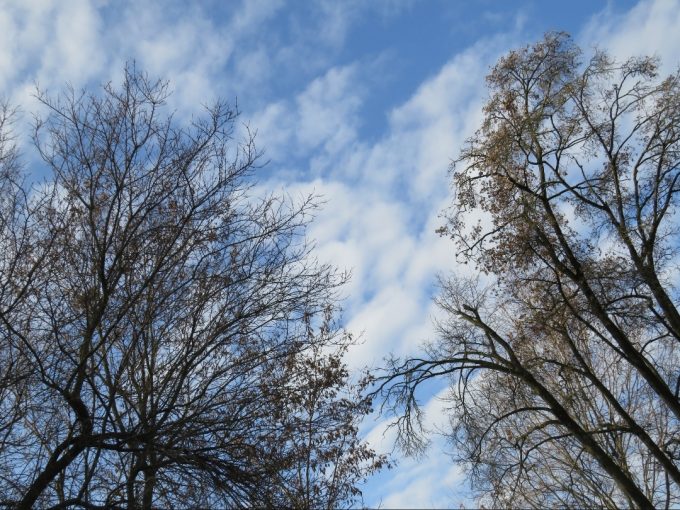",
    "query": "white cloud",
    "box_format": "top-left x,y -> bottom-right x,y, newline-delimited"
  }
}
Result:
249,63 -> 364,170
0,0 -> 104,105
233,46 -> 272,89
0,0 -> 300,121
42,0 -> 104,84
580,0 -> 680,71
255,36 -> 514,379
228,0 -> 285,36
380,459 -> 467,509
363,389 -> 471,509
295,65 -> 363,154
